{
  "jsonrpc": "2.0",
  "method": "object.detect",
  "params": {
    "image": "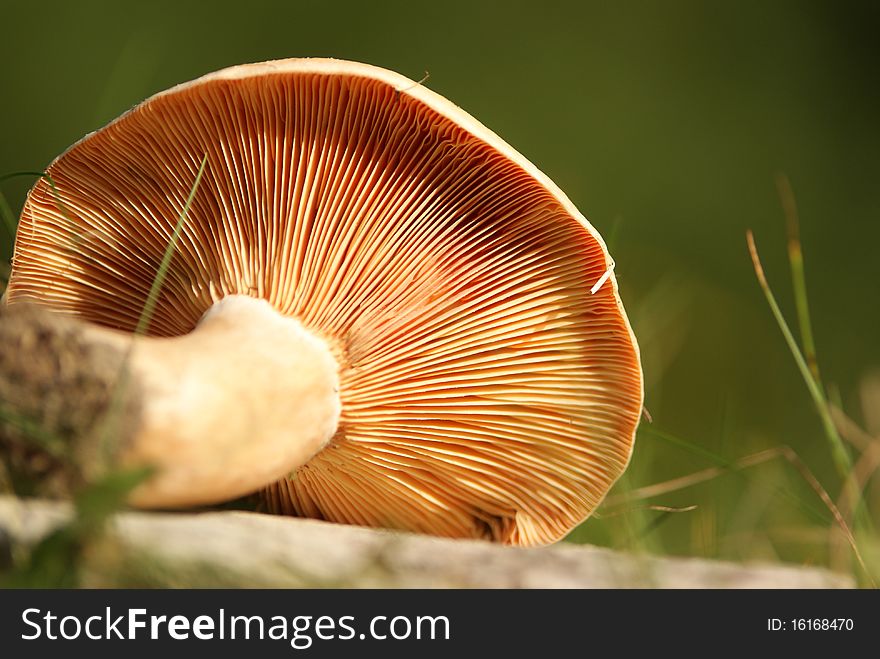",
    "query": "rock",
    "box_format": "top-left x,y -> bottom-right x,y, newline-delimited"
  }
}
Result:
0,496 -> 854,588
